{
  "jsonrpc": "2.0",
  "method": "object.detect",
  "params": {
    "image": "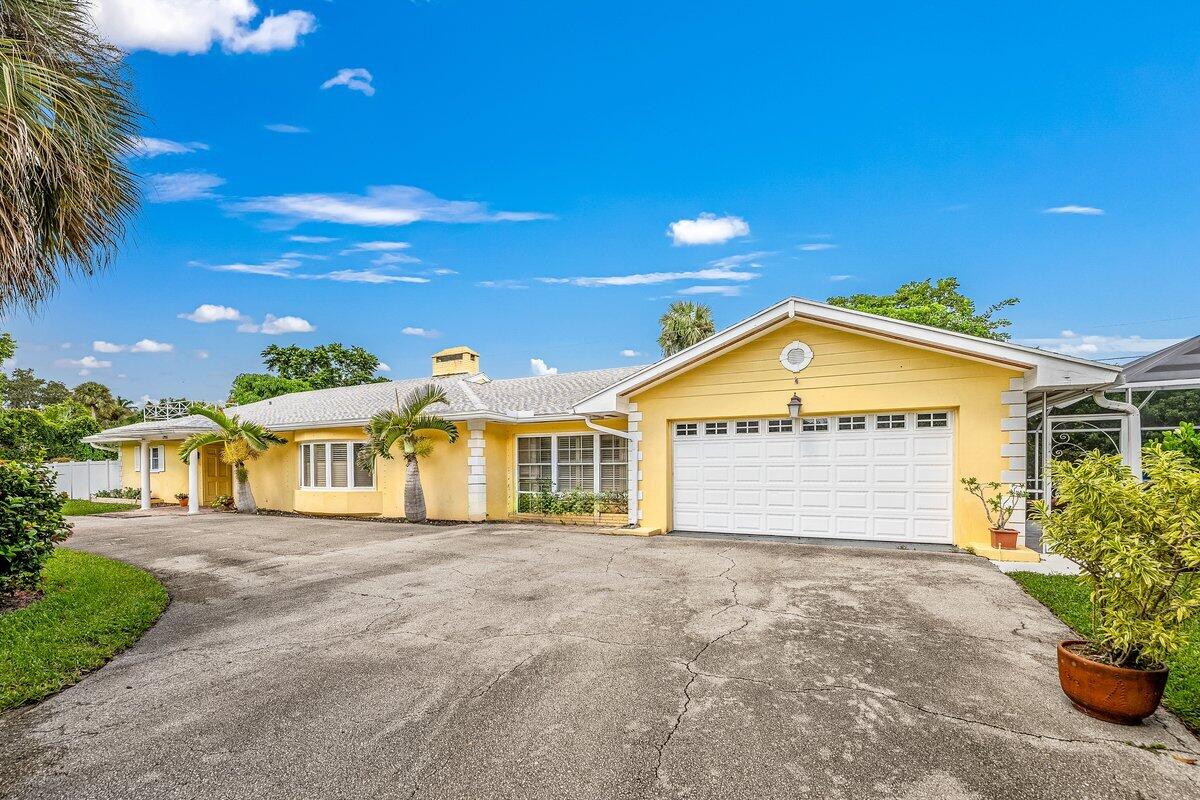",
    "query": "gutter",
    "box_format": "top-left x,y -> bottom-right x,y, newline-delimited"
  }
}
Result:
578,414 -> 636,441
1090,390 -> 1143,480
